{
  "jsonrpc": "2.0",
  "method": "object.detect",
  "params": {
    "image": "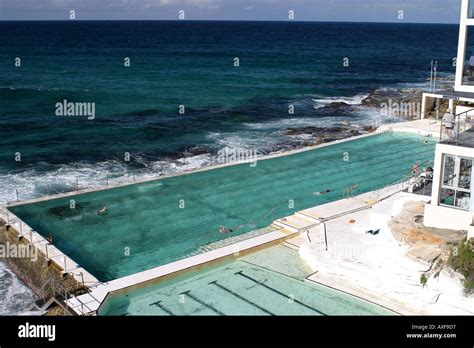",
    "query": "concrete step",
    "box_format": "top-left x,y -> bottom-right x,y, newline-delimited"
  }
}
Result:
273,215 -> 312,233
295,211 -> 321,224
272,220 -> 299,233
